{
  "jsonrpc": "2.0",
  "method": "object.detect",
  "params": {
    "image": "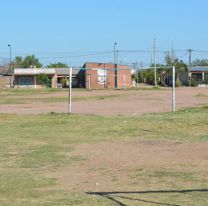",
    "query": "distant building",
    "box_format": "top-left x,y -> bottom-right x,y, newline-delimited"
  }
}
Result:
13,63 -> 132,89
190,66 -> 208,82
0,66 -> 13,88
0,66 -> 7,75
54,68 -> 84,88
14,68 -> 56,88
83,62 -> 132,89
